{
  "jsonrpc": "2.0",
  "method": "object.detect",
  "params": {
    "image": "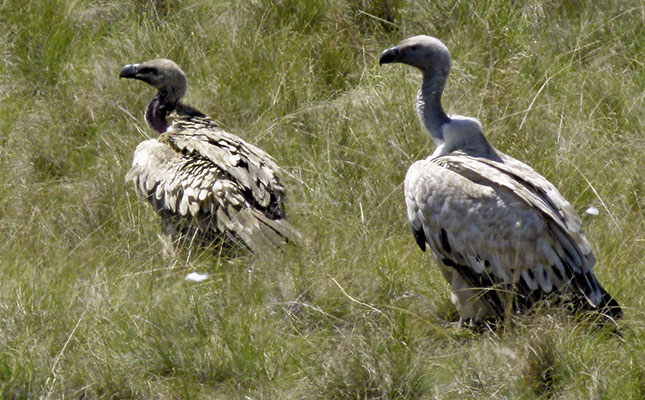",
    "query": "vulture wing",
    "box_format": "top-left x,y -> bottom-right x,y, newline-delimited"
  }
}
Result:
405,153 -> 620,320
126,117 -> 298,253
